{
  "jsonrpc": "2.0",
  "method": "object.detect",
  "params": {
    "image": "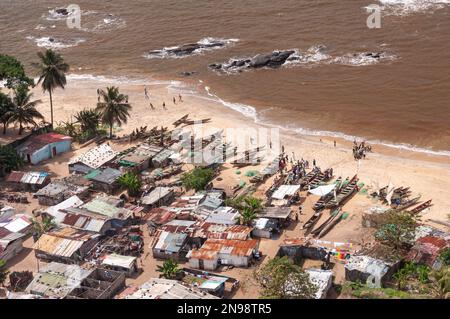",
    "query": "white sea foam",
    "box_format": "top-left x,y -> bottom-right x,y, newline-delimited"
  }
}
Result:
377,0 -> 450,15
26,36 -> 86,49
64,74 -> 450,158
199,86 -> 450,157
